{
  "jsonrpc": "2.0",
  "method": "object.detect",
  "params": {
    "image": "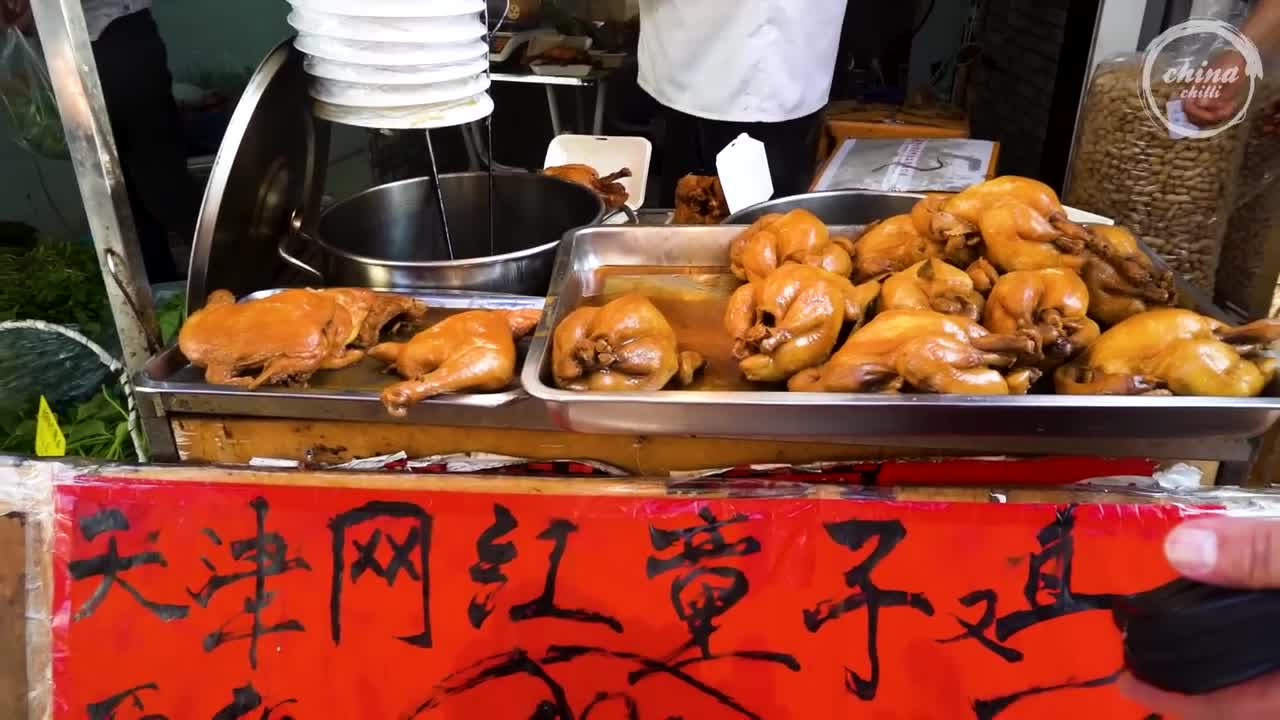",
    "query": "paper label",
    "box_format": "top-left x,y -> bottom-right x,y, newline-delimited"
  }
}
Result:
1166,99 -> 1198,139
35,395 -> 66,457
716,133 -> 774,213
